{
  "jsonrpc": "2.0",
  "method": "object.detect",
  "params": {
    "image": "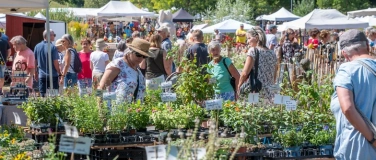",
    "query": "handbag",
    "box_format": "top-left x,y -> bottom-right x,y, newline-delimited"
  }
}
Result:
356,60 -> 376,140
222,57 -> 236,91
239,48 -> 262,95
